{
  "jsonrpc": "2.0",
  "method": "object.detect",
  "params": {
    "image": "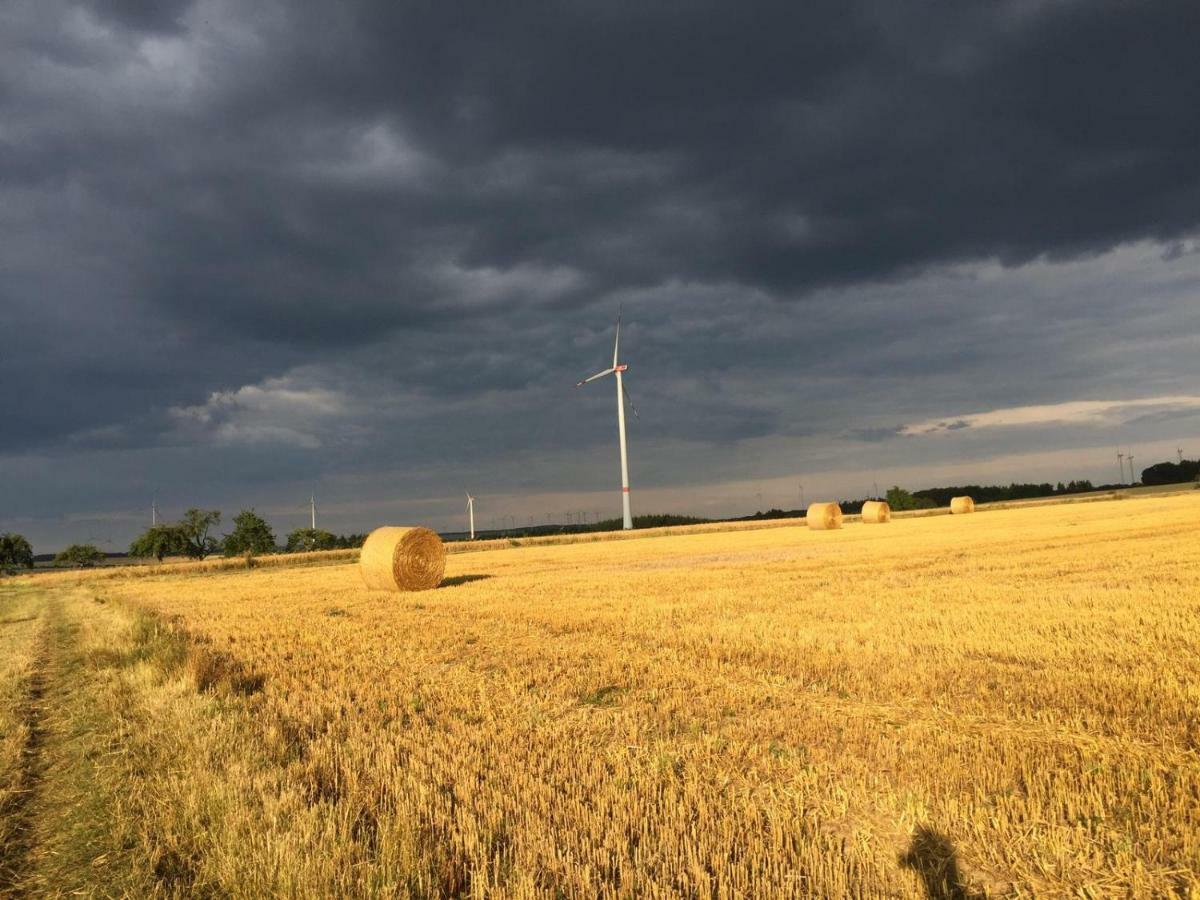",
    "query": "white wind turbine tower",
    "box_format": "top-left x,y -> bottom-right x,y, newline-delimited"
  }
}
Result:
466,493 -> 476,540
576,310 -> 638,530
1117,451 -> 1124,484
310,494 -> 317,530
